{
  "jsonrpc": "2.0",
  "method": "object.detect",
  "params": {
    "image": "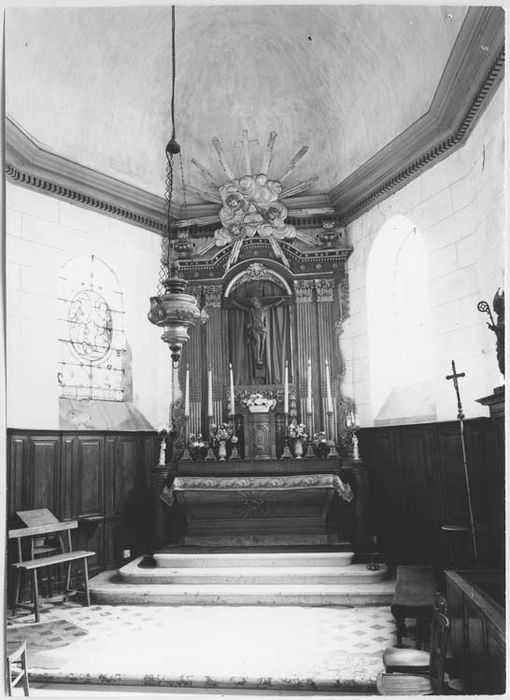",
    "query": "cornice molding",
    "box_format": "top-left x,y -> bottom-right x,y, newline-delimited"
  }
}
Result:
331,6 -> 505,224
5,6 -> 504,233
5,118 -> 166,233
